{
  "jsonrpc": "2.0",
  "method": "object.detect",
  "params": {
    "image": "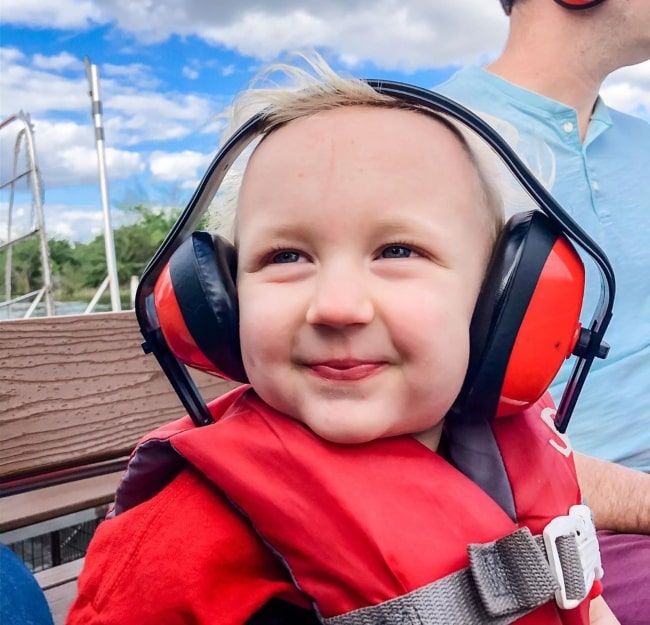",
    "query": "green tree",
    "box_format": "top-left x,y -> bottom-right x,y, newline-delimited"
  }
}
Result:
115,205 -> 180,280
1,205 -> 182,300
0,237 -> 42,296
47,238 -> 80,298
72,205 -> 181,290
